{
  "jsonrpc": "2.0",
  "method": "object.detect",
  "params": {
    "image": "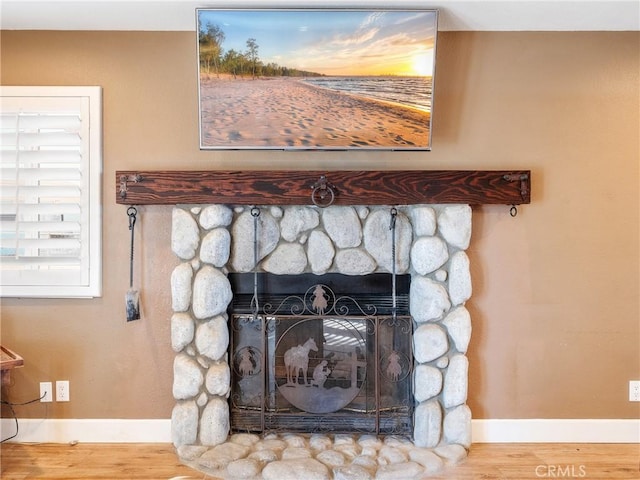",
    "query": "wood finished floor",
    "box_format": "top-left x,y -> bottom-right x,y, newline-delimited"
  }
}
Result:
0,443 -> 638,479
